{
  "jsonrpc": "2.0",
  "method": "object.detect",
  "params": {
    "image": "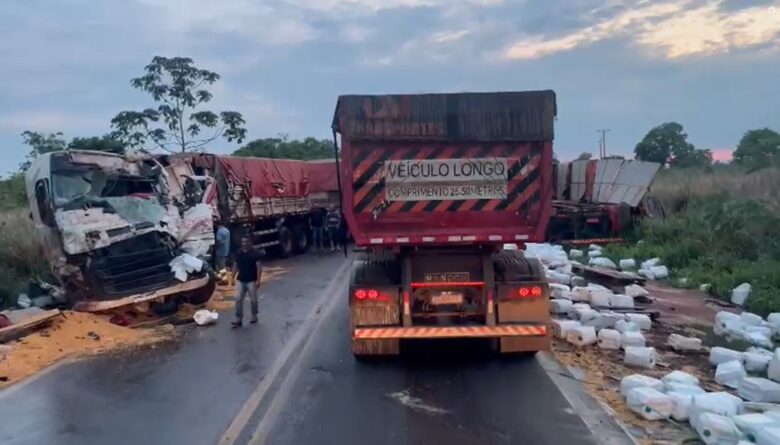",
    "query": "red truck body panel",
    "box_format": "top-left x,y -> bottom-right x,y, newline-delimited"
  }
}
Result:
188,154 -> 310,200
333,91 -> 557,248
